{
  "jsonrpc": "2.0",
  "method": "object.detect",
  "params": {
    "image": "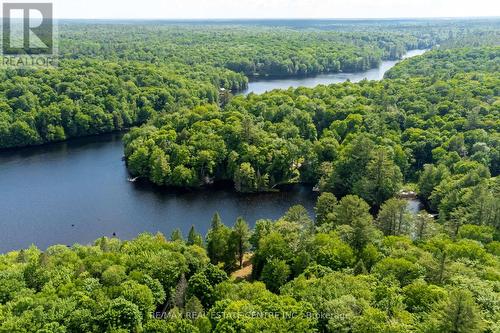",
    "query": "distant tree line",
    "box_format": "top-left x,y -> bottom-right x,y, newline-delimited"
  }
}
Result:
1,21 -> 497,148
